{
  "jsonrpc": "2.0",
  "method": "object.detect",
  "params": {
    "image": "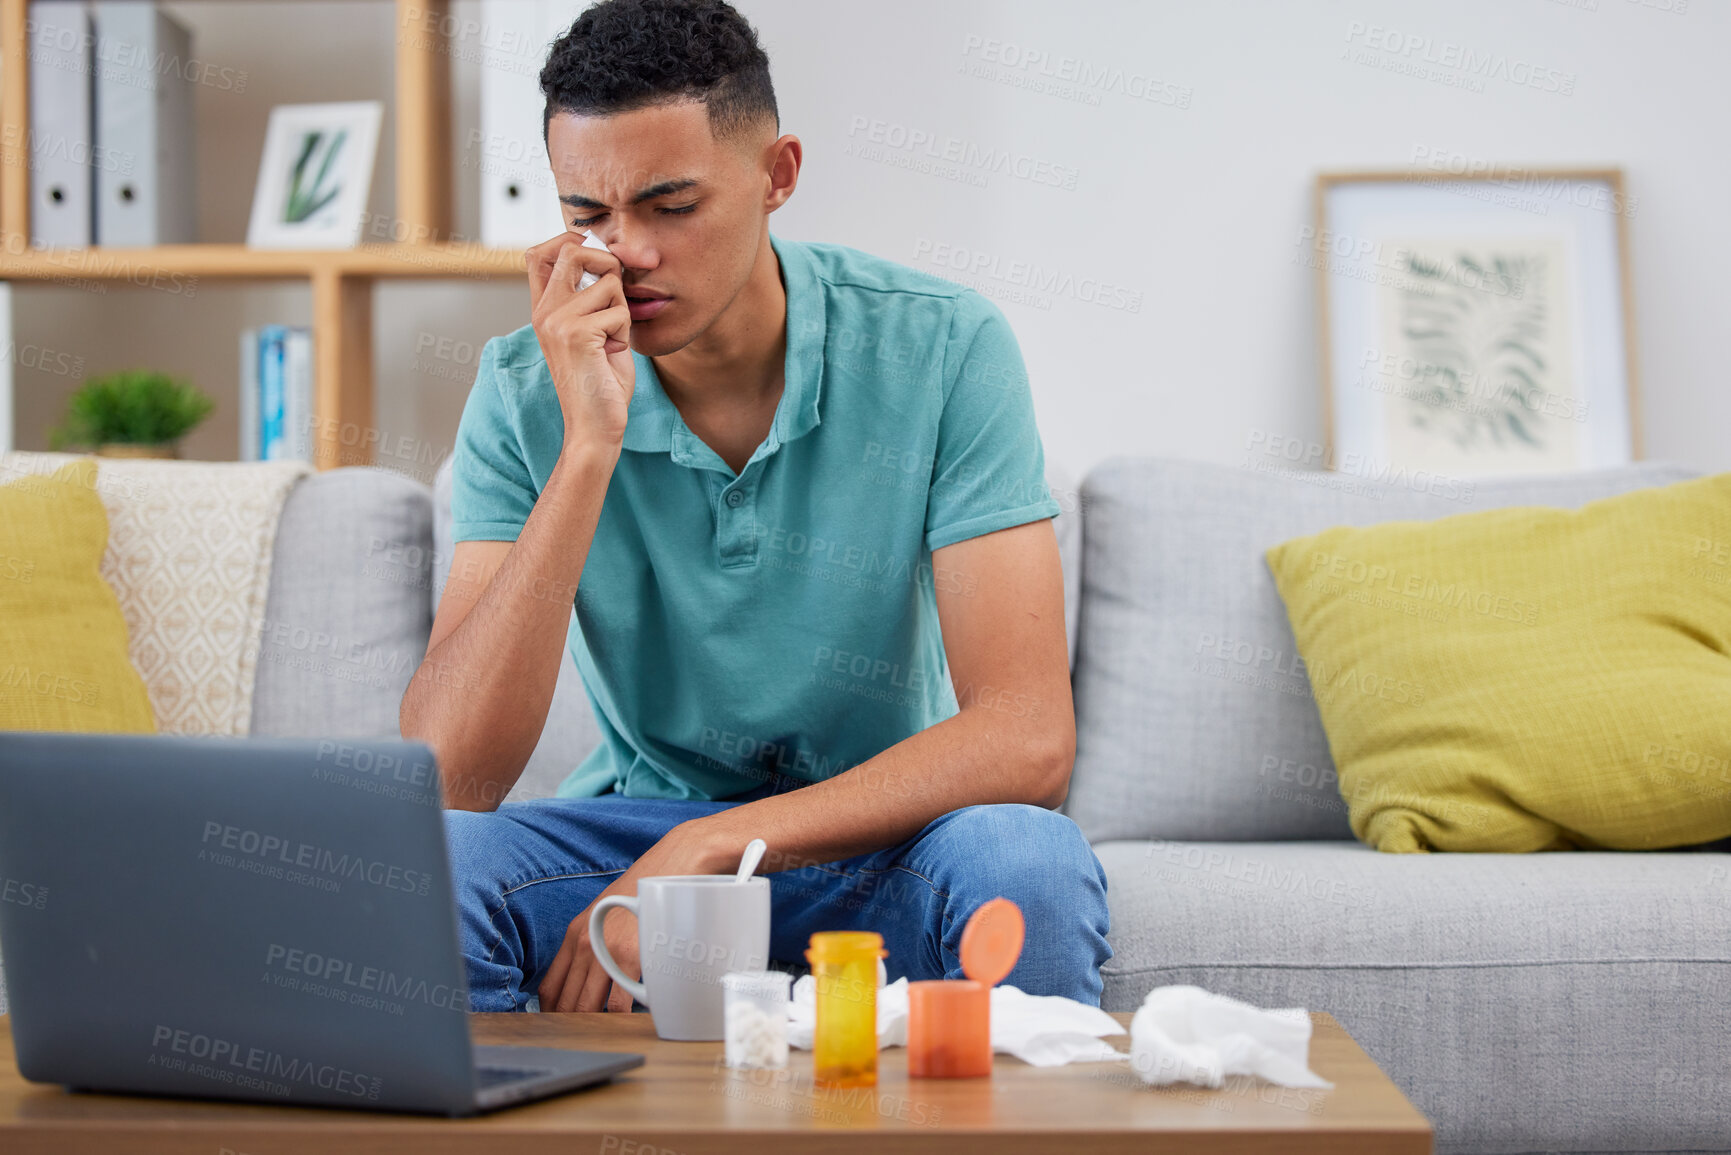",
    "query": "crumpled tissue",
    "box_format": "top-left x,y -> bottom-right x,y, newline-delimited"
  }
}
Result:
1128,985 -> 1332,1089
786,974 -> 1126,1067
